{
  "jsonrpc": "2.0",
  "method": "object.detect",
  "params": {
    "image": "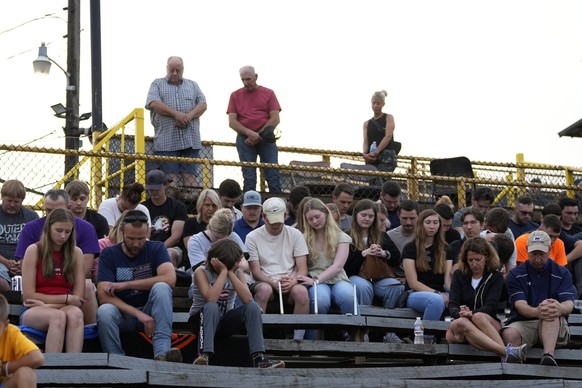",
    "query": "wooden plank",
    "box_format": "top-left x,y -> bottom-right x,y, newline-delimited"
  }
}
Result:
449,344 -> 582,363
359,305 -> 419,319
404,380 -> 566,388
567,315 -> 582,325
37,369 -> 147,385
42,352 -> 109,367
262,314 -> 366,328
264,339 -> 448,356
173,312 -> 190,322
570,326 -> 582,337
502,363 -> 582,380
365,316 -> 450,332
149,370 -> 410,388
108,353 -> 198,373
